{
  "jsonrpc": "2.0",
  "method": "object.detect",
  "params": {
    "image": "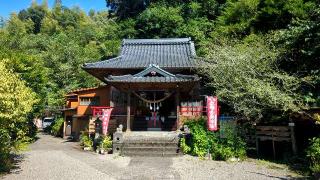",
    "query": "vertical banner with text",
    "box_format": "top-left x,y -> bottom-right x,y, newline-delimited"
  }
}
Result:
102,108 -> 113,135
207,96 -> 218,131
